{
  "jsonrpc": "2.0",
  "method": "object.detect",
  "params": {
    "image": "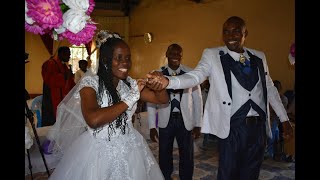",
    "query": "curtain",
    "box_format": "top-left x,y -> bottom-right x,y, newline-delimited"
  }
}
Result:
40,34 -> 54,58
85,41 -> 92,58
85,41 -> 93,68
